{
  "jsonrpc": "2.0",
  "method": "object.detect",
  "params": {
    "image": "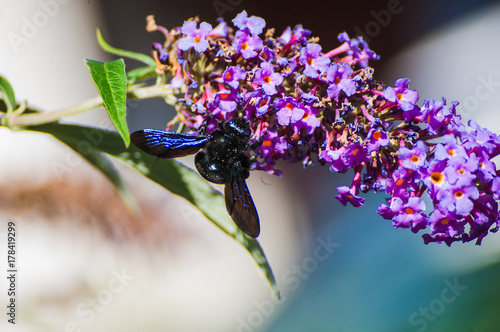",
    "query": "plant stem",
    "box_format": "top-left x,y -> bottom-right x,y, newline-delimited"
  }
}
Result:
128,84 -> 176,99
7,84 -> 177,128
8,96 -> 103,127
